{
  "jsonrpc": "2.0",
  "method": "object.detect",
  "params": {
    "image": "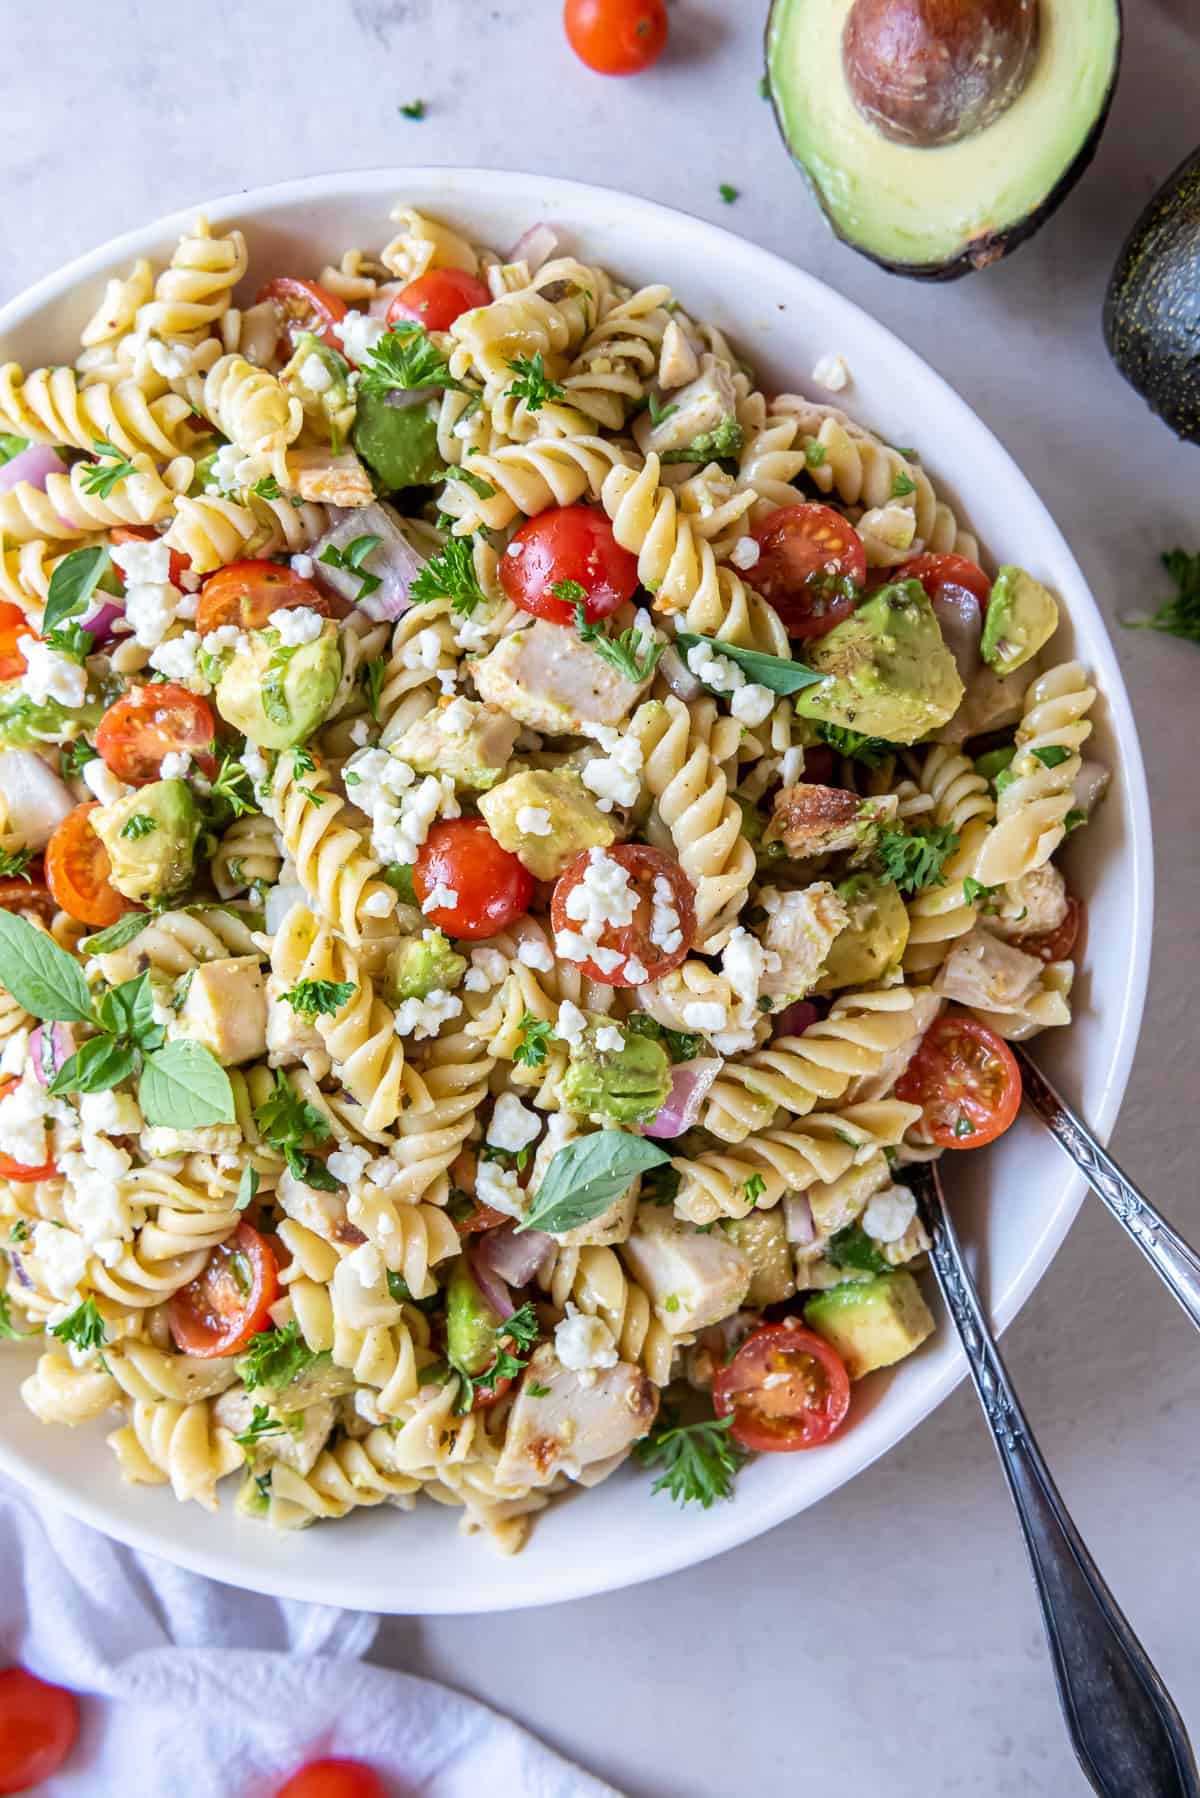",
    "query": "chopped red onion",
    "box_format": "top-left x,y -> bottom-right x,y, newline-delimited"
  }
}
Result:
929,585 -> 982,686
474,1221 -> 550,1290
783,1193 -> 815,1245
643,1057 -> 723,1139
467,1246 -> 512,1324
659,644 -> 702,703
0,445 -> 68,495
773,1000 -> 819,1040
311,501 -> 426,621
29,1023 -> 75,1087
506,224 -> 559,273
80,598 -> 126,645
